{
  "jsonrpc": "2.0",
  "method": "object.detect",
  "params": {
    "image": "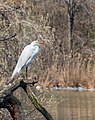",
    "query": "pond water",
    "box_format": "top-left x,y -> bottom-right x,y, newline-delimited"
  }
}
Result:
15,89 -> 95,120
46,90 -> 95,120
